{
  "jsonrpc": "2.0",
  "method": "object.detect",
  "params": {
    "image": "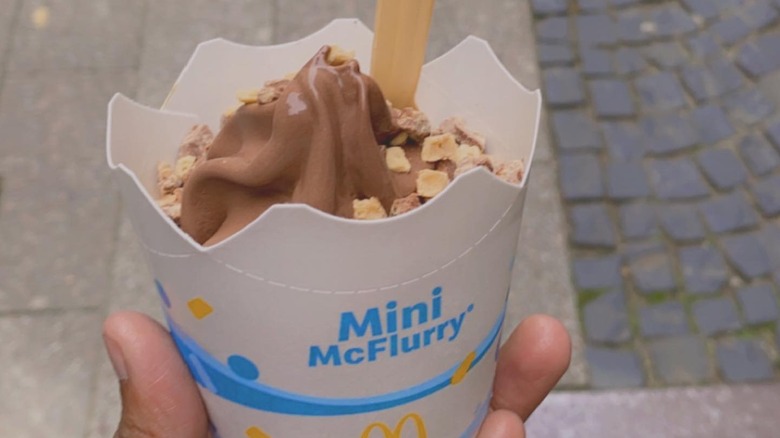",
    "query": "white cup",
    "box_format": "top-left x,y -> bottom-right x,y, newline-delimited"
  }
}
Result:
107,19 -> 541,438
